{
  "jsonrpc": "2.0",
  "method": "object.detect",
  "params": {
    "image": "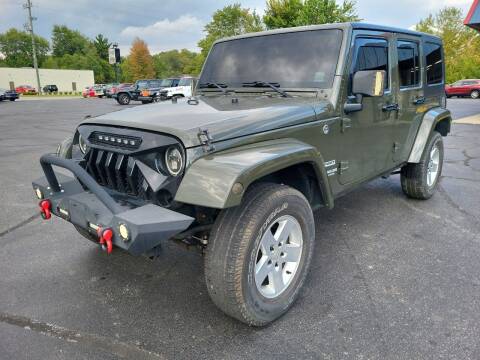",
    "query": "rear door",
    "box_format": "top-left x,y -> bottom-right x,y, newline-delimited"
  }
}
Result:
392,34 -> 424,163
